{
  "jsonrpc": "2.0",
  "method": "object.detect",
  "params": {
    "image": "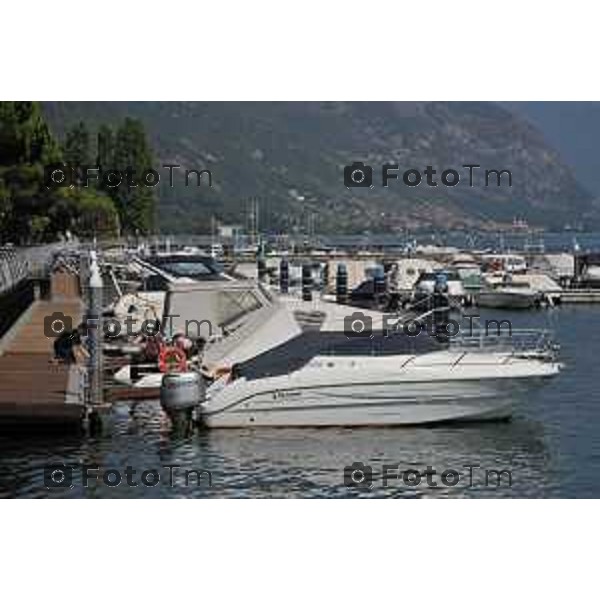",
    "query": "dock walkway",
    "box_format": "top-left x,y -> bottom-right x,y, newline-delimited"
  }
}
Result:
0,299 -> 86,426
